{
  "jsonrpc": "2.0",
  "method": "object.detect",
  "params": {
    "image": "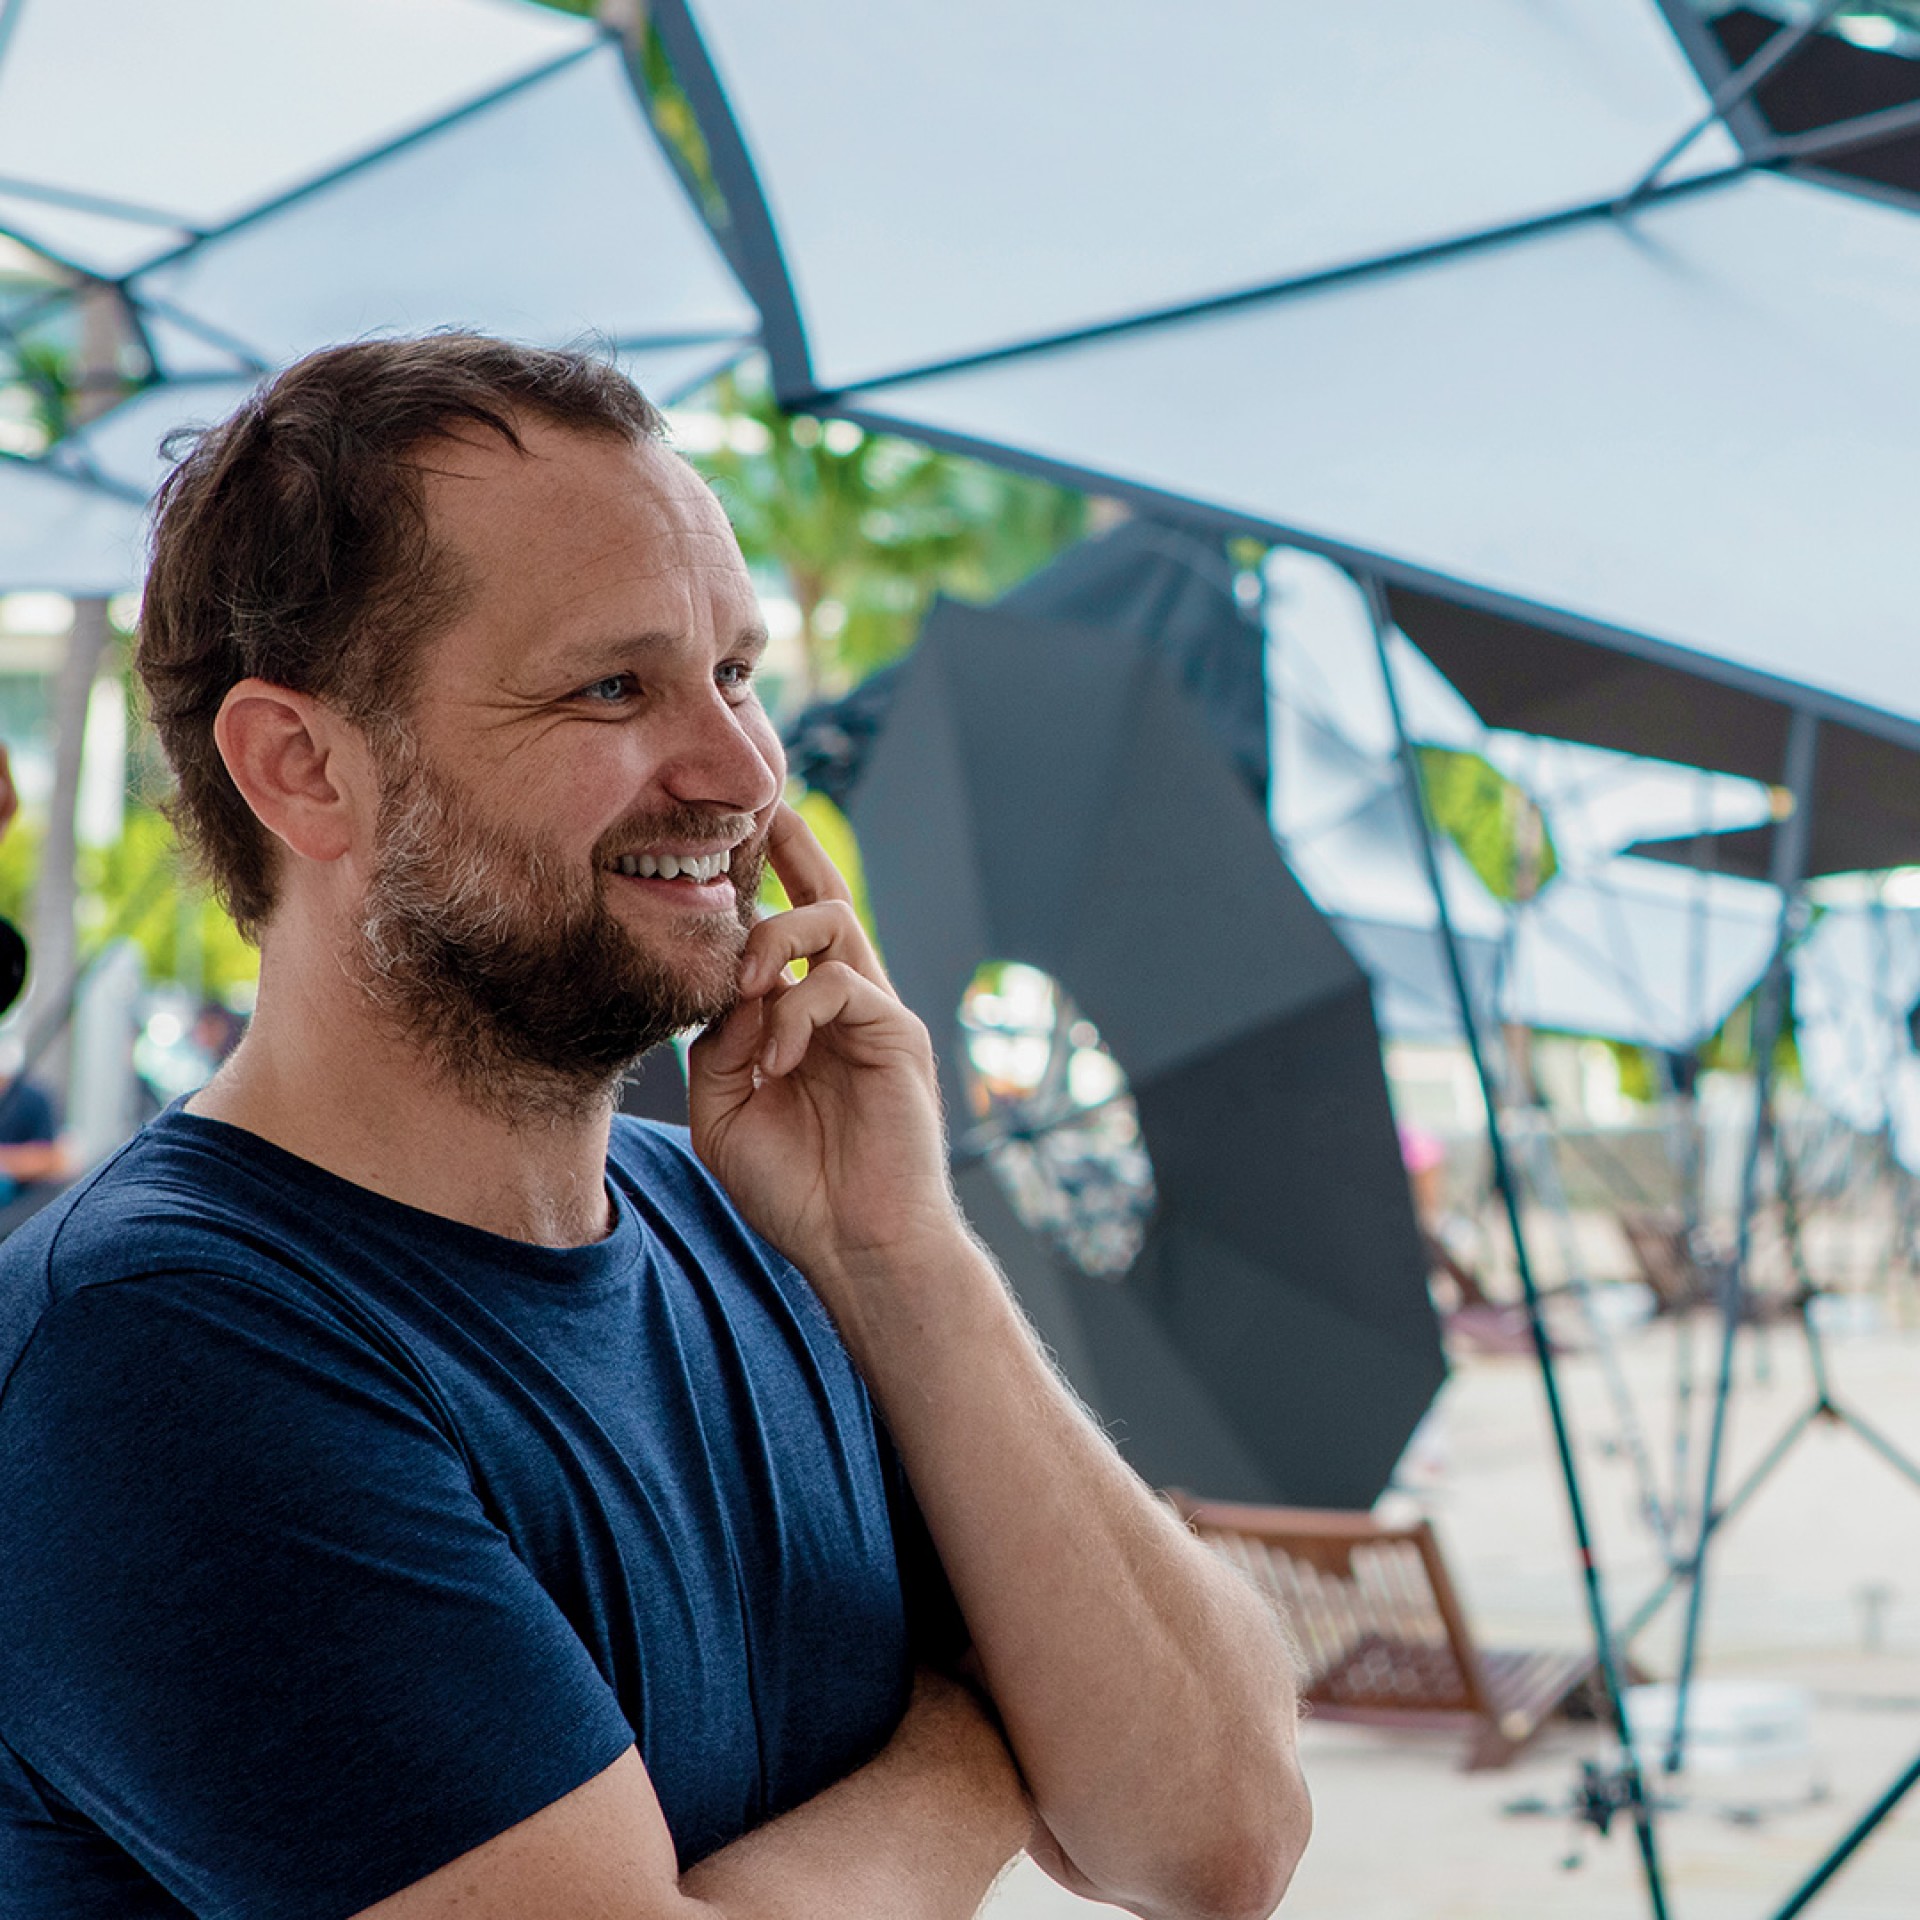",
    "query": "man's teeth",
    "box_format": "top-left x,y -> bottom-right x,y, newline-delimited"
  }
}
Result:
614,849 -> 732,882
